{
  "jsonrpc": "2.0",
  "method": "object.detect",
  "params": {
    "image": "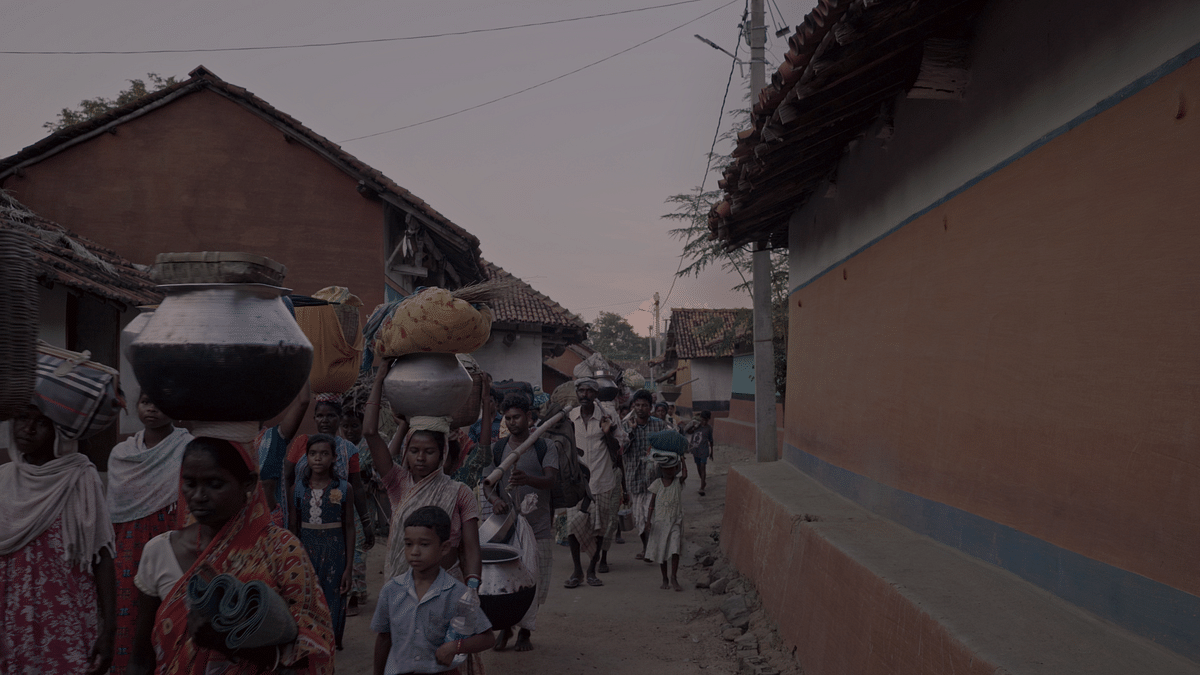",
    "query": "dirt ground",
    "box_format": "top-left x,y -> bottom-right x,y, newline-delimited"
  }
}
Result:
334,442 -> 791,675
